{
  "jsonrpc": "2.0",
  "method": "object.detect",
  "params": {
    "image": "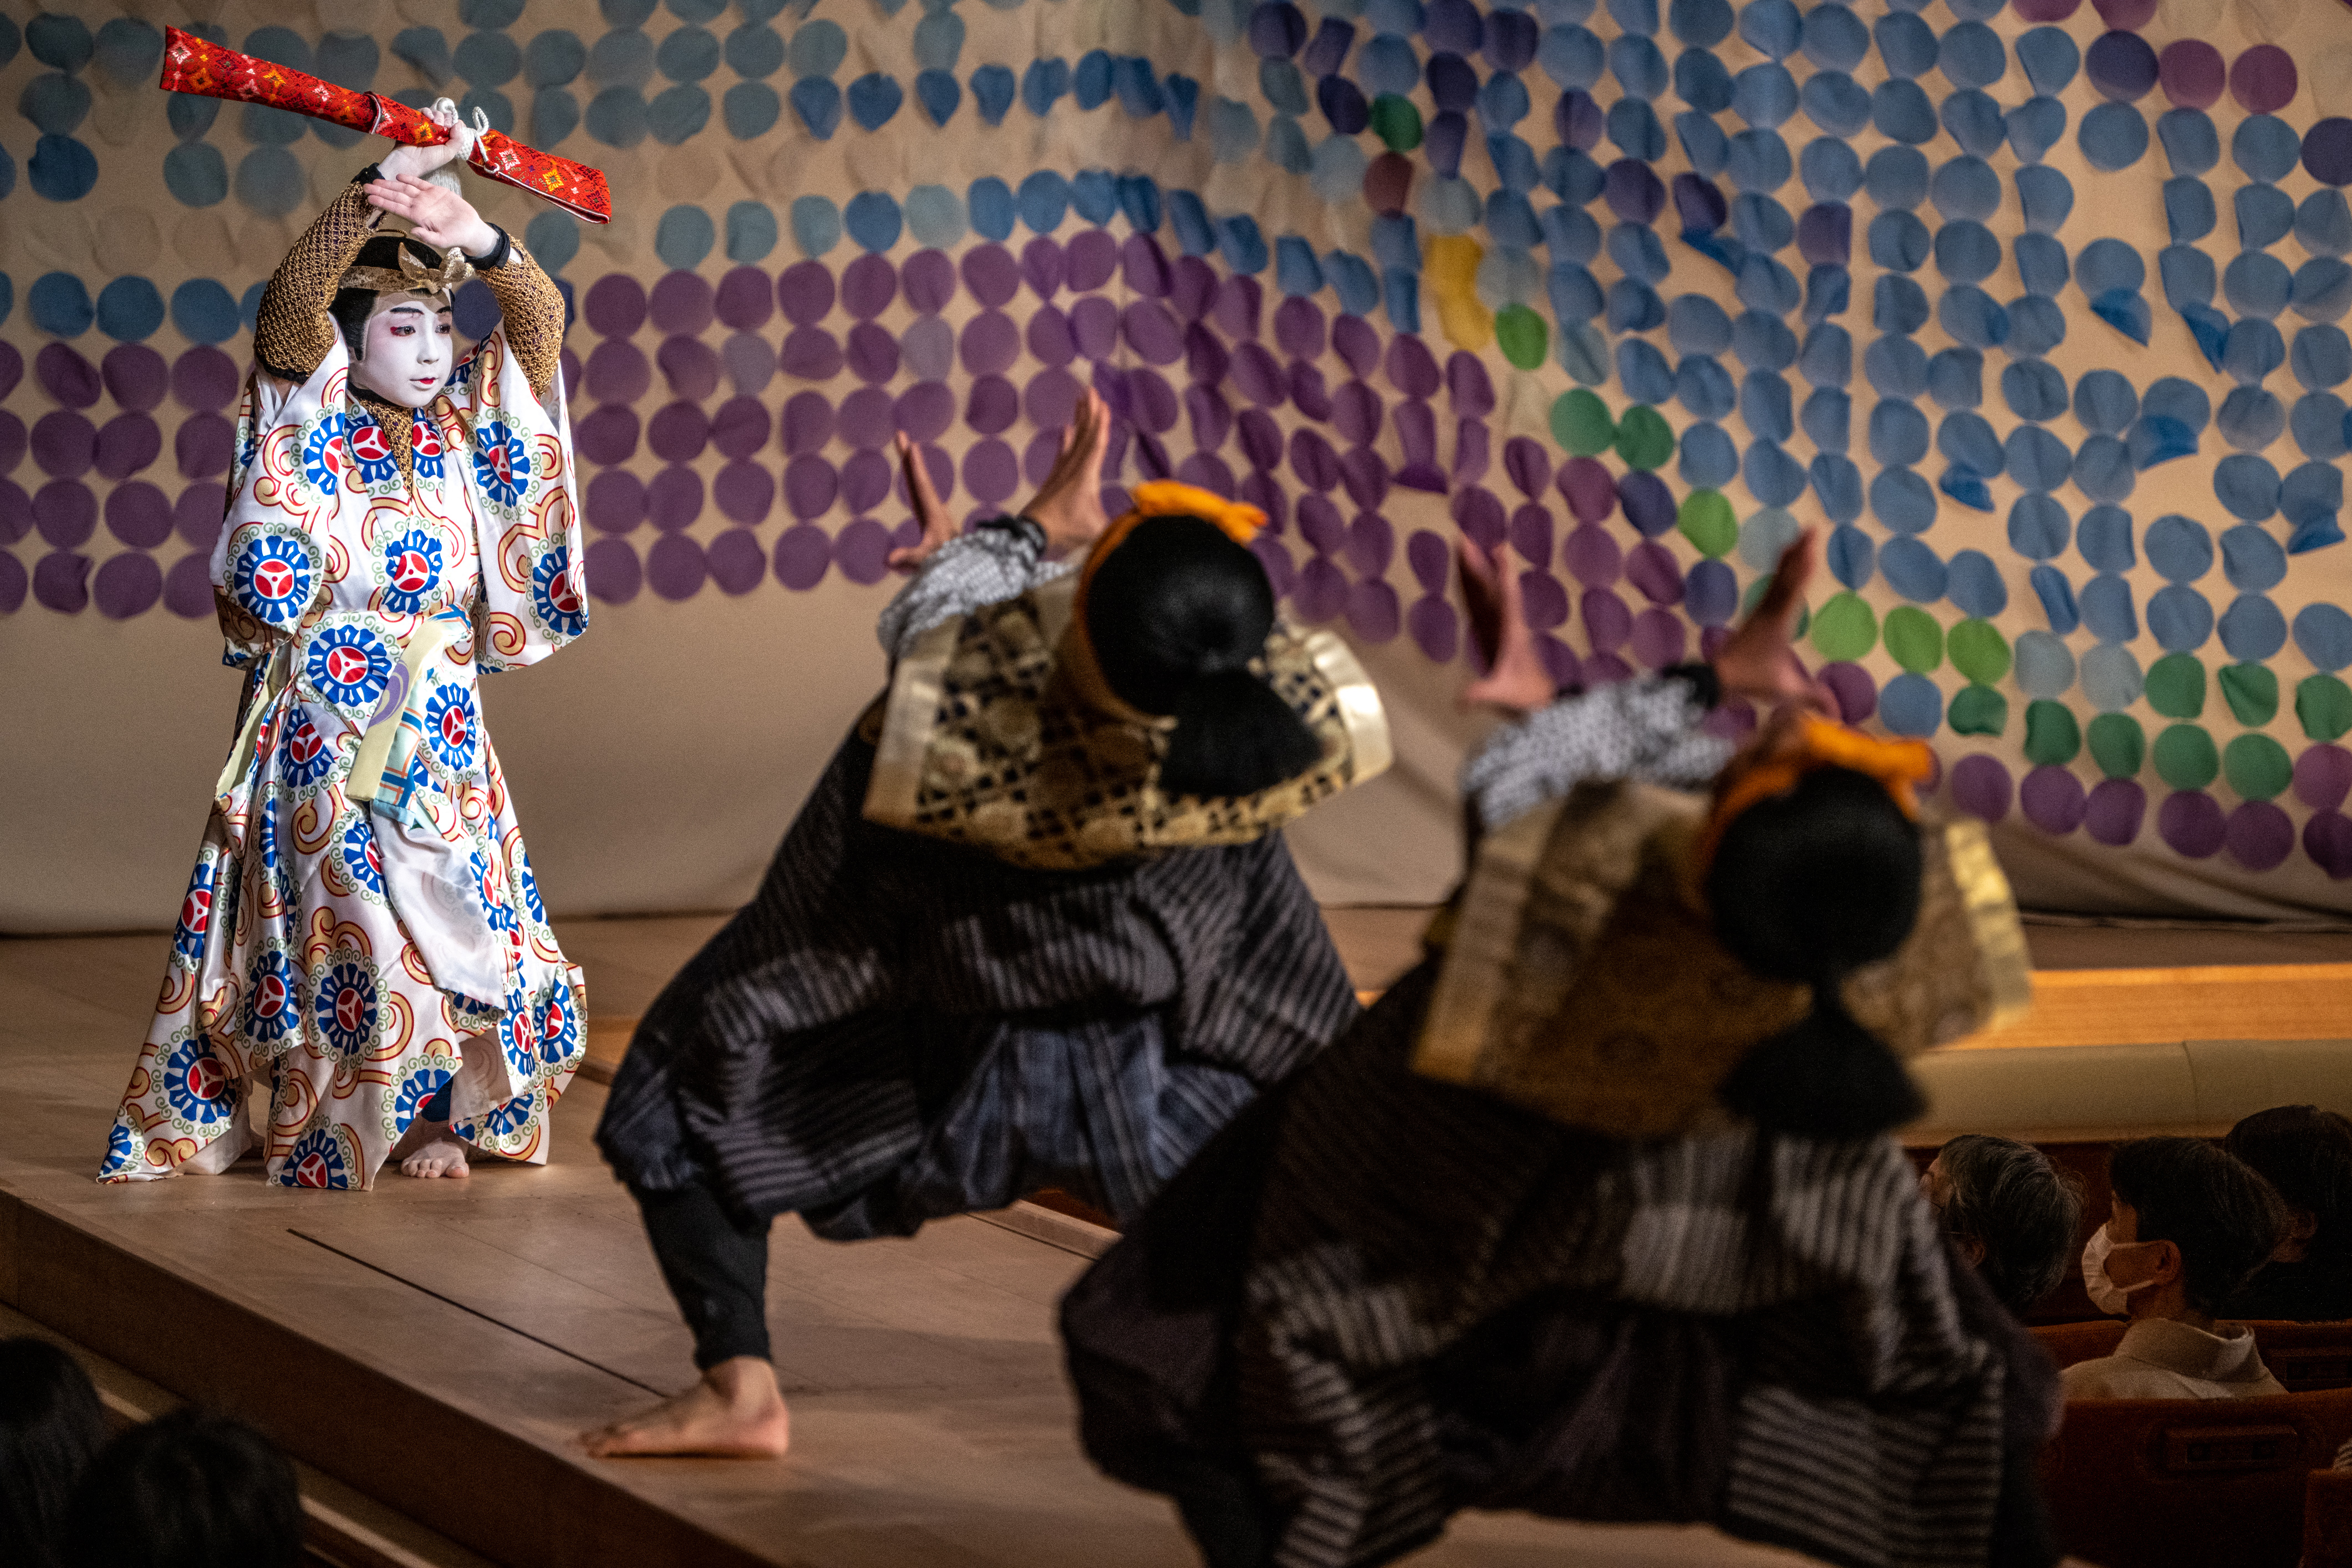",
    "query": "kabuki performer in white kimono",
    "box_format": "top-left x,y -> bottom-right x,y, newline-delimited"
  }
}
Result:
99,104 -> 591,1190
